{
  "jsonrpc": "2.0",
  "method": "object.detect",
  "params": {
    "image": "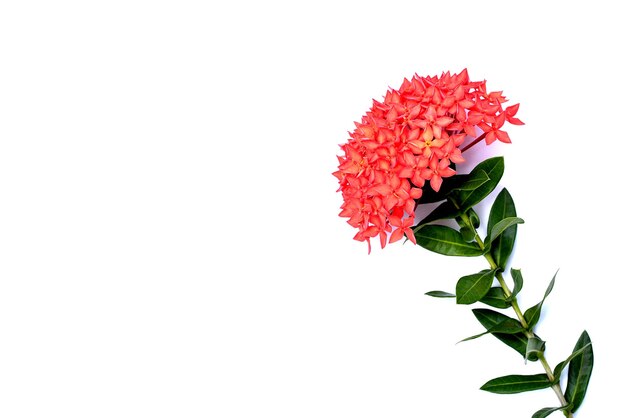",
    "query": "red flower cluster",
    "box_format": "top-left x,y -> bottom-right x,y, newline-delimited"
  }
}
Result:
333,69 -> 523,252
